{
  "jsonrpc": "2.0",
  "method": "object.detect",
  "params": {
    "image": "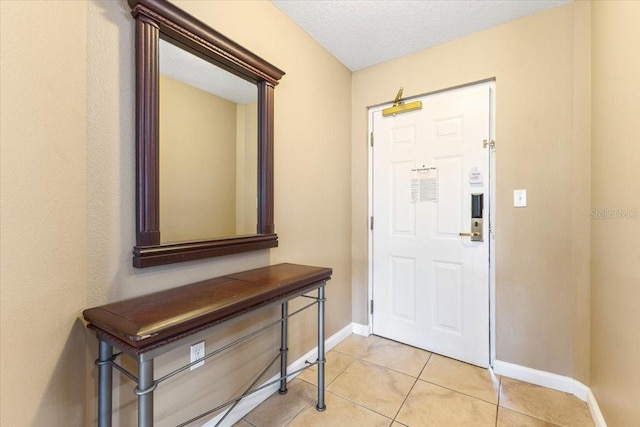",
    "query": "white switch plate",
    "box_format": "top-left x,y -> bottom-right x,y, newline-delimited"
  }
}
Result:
514,189 -> 527,207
